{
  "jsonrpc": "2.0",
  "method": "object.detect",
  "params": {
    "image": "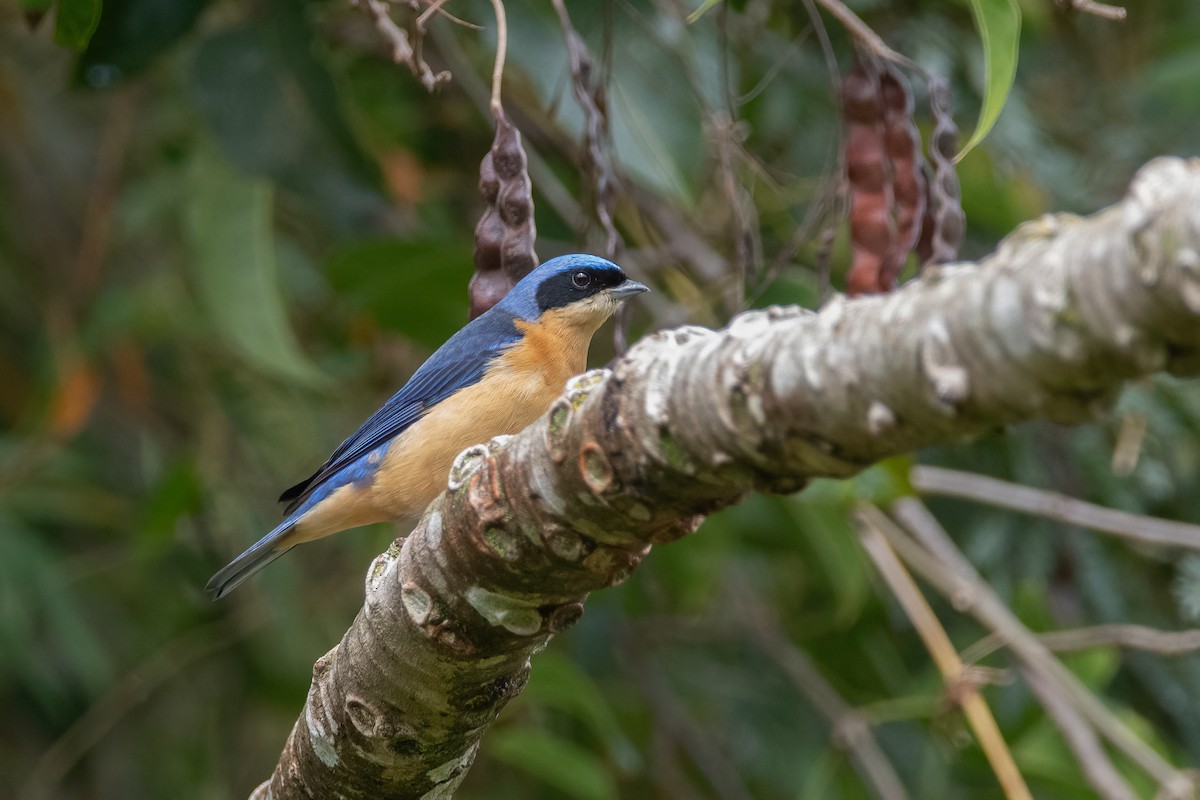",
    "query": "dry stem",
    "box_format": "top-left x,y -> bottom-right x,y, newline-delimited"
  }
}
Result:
910,465 -> 1200,550
857,507 -> 1031,800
